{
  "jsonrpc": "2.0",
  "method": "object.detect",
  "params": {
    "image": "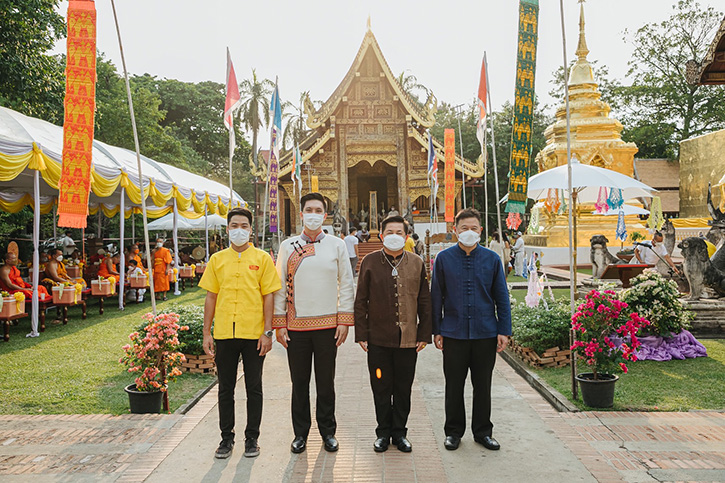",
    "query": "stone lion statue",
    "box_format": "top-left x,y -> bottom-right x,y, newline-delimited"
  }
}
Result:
678,237 -> 725,300
590,235 -> 622,278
